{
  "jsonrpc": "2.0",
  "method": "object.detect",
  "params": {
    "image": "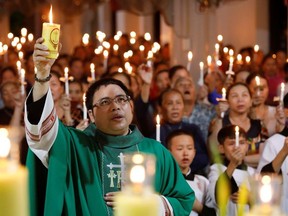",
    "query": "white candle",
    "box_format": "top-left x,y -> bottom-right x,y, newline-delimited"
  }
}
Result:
90,63 -> 95,81
198,62 -> 204,86
83,93 -> 87,120
64,67 -> 69,96
215,43 -> 220,62
207,55 -> 212,73
235,126 -> 239,147
103,50 -> 109,72
237,54 -> 242,64
16,60 -> 21,75
156,115 -> 160,142
245,56 -> 251,64
20,69 -> 25,95
187,51 -> 193,72
222,88 -> 226,100
280,82 -> 285,104
113,44 -> 119,55
228,56 -> 234,71
147,51 -> 153,68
